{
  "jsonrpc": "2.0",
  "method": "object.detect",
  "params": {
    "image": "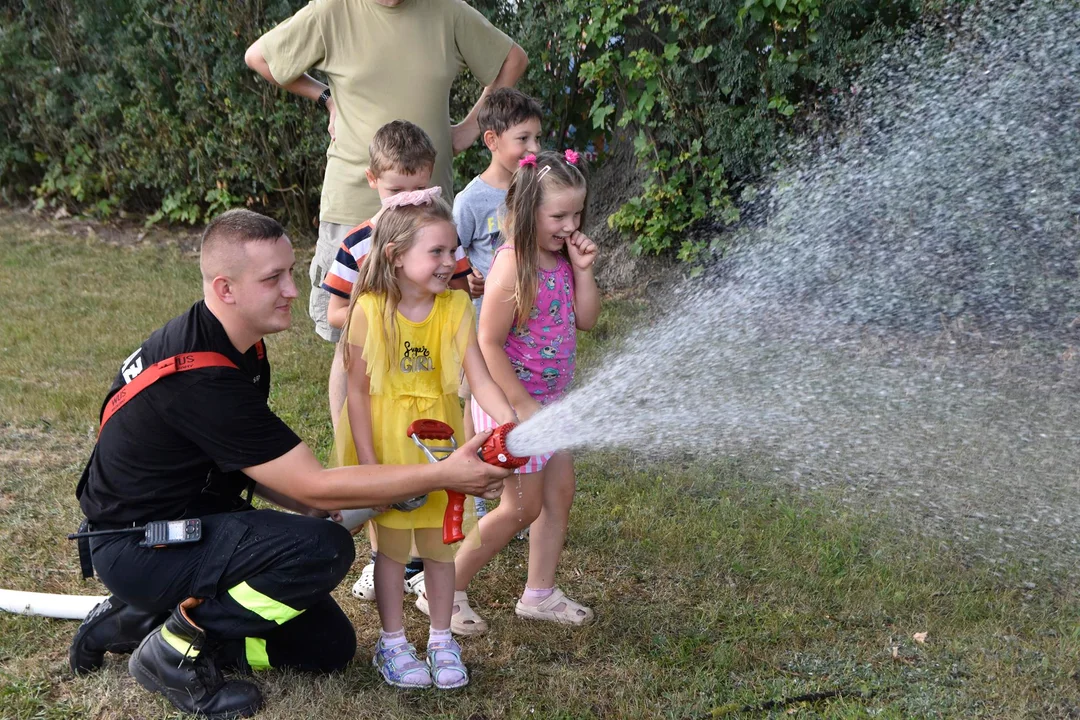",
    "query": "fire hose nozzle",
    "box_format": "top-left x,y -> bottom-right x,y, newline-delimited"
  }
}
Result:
336,422 -> 527,539
478,422 -> 528,470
